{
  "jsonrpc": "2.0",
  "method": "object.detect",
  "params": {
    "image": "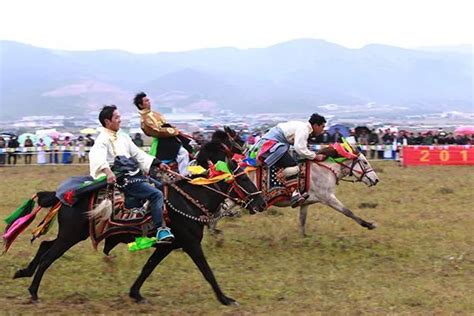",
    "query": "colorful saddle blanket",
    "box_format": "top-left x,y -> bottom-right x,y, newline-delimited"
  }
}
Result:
89,187 -> 155,249
255,160 -> 311,207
